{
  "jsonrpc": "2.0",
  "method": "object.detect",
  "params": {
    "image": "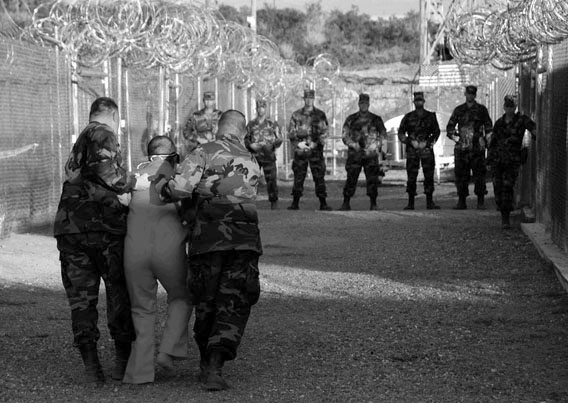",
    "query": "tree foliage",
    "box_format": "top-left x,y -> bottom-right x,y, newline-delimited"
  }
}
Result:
3,0 -> 421,67
218,2 -> 420,67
